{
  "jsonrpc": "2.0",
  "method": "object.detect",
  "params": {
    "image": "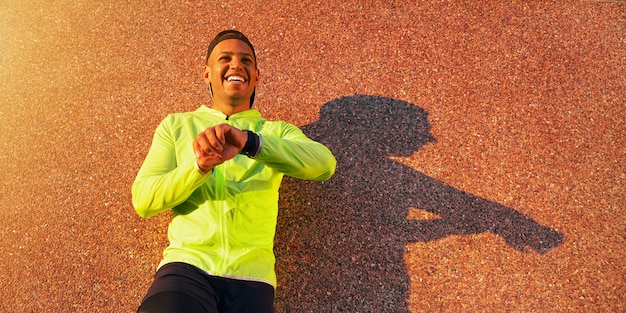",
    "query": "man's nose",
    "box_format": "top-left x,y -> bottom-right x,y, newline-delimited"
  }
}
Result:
229,59 -> 243,69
